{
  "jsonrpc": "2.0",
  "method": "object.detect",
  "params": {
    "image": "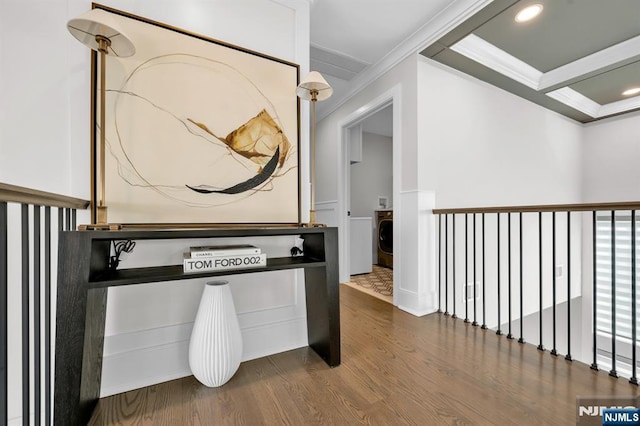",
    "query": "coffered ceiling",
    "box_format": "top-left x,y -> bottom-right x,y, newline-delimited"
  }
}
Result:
420,0 -> 640,123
